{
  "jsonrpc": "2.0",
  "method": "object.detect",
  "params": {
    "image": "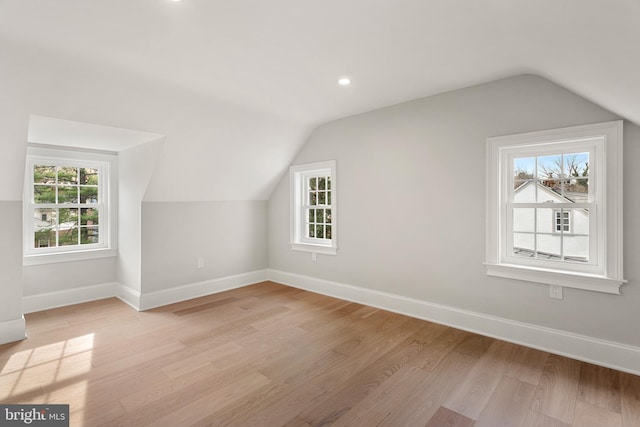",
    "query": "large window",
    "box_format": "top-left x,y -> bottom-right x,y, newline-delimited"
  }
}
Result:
485,121 -> 625,294
290,160 -> 337,255
24,147 -> 116,264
